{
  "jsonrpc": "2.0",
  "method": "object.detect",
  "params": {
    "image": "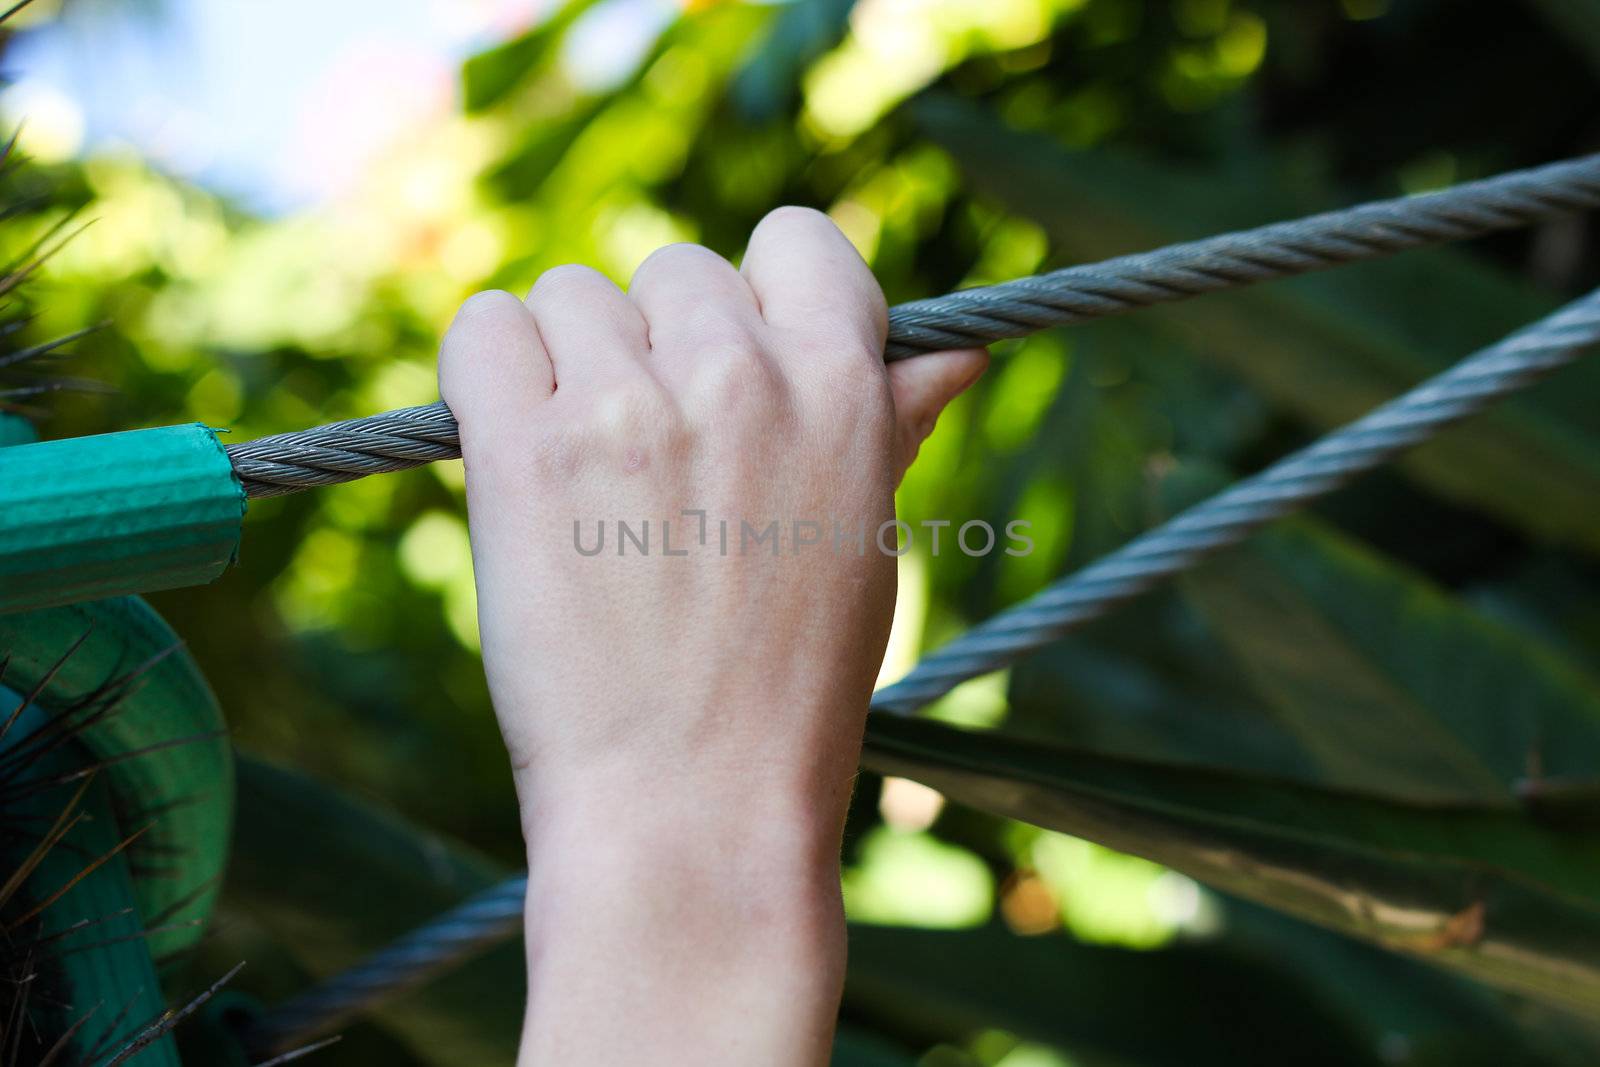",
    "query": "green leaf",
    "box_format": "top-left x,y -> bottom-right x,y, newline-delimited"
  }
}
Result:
1523,0 -> 1600,74
846,914 -> 1600,1067
485,3 -> 770,200
1178,512 -> 1600,804
862,714 -> 1600,1016
1215,899 -> 1600,1066
731,0 -> 858,122
847,923 -> 1377,1066
910,92 -> 1600,551
830,1027 -> 917,1067
460,0 -> 604,112
486,101 -> 609,198
1007,588 -> 1320,779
